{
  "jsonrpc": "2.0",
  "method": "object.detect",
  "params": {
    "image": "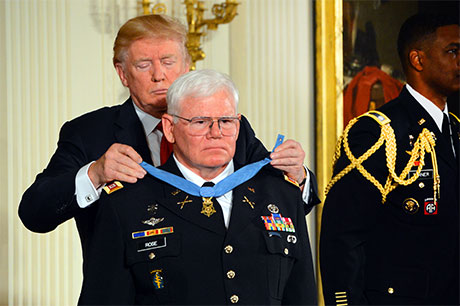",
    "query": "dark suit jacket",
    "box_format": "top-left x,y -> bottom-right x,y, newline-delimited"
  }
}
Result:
320,87 -> 460,305
18,99 -> 268,264
78,157 -> 317,305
